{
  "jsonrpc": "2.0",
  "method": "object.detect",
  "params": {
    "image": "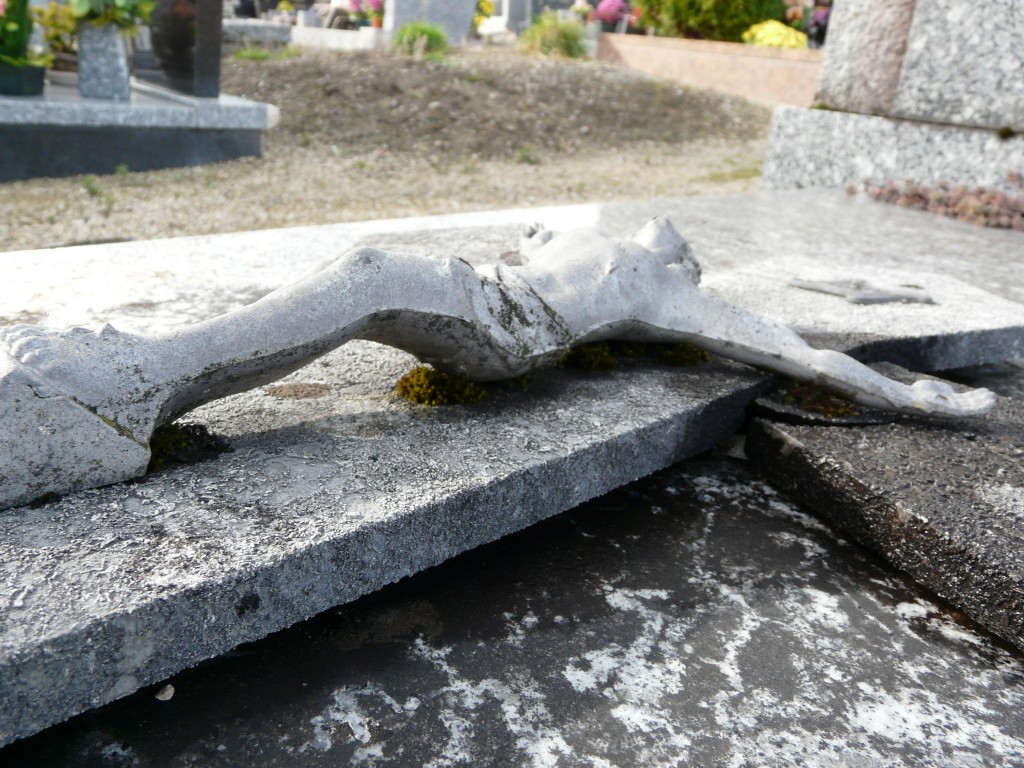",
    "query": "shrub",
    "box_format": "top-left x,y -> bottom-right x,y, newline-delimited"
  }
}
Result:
633,0 -> 786,43
519,9 -> 586,58
394,21 -> 448,56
